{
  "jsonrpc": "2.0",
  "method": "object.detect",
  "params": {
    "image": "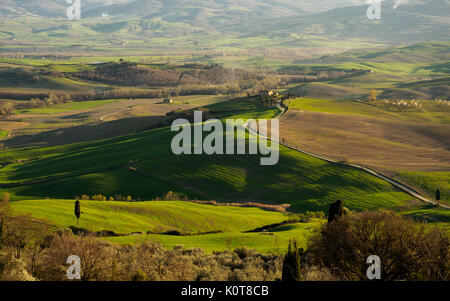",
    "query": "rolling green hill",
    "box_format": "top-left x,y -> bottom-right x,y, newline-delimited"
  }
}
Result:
10,199 -> 292,234
9,198 -> 323,253
283,42 -> 450,99
0,101 -> 412,213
